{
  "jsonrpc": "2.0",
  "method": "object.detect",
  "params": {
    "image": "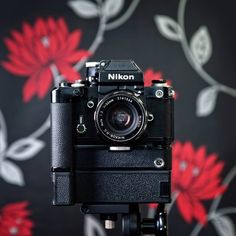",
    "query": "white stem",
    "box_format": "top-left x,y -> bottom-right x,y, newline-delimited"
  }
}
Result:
177,0 -> 236,98
0,110 -> 7,162
147,207 -> 156,219
0,64 -> 63,166
0,110 -> 7,142
28,116 -> 50,139
209,165 -> 236,213
1,0 -> 107,170
50,64 -> 64,86
190,207 -> 236,236
189,221 -> 203,236
27,65 -> 64,140
167,191 -> 179,213
105,0 -> 140,31
73,0 -> 107,71
189,165 -> 236,236
214,207 -> 236,217
73,0 -> 140,71
177,0 -> 236,234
